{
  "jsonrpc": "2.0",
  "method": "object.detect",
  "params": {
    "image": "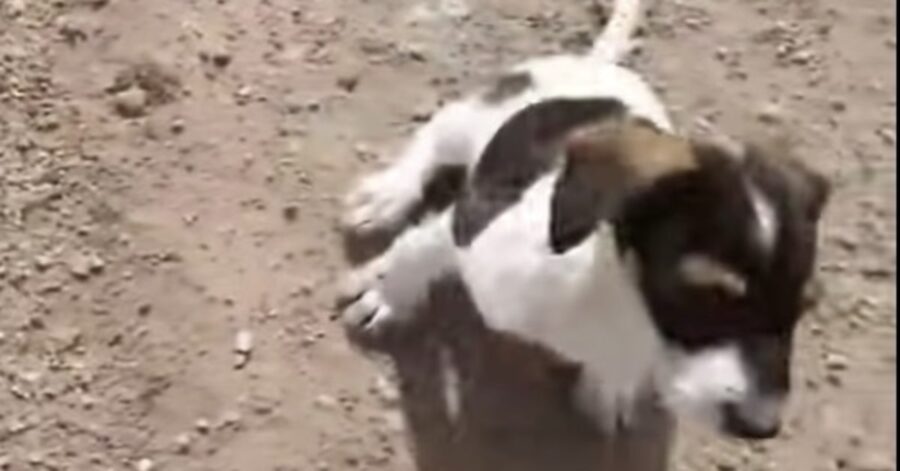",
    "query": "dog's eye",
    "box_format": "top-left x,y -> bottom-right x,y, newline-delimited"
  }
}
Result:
678,254 -> 748,299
